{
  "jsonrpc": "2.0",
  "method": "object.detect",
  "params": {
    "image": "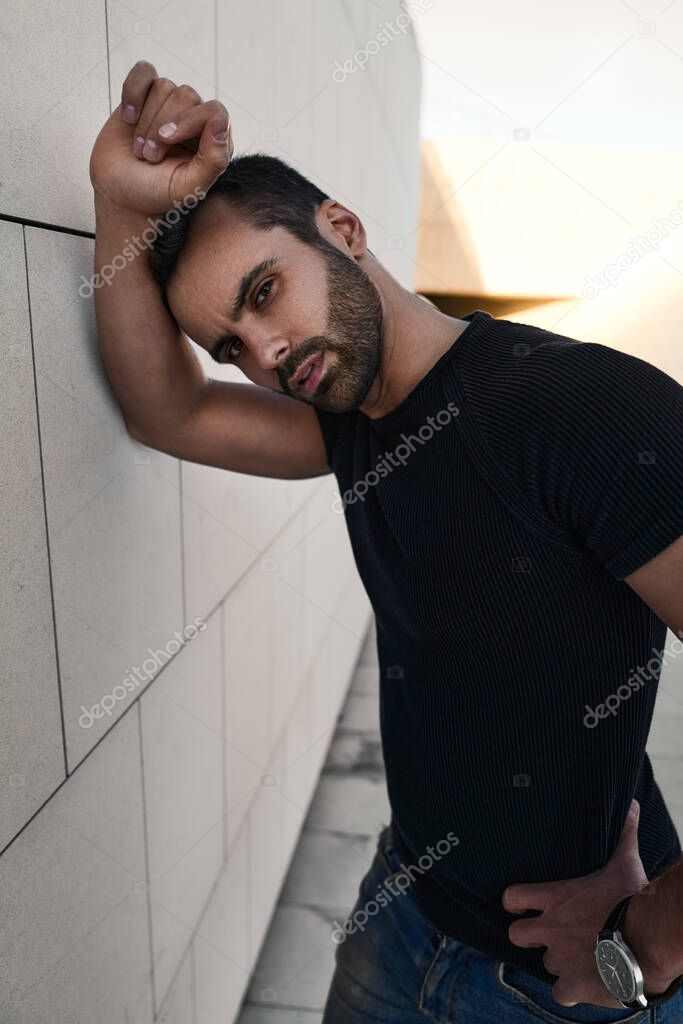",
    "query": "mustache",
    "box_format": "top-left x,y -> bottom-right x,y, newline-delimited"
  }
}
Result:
278,336 -> 328,389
